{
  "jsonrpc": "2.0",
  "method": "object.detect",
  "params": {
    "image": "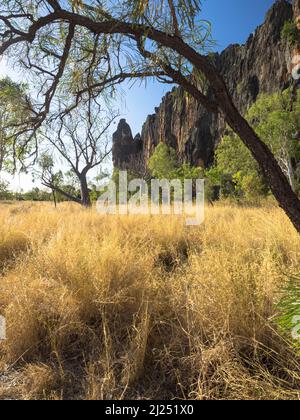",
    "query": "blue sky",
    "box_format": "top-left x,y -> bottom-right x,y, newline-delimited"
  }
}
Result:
203,0 -> 275,52
0,0 -> 277,190
123,0 -> 276,136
